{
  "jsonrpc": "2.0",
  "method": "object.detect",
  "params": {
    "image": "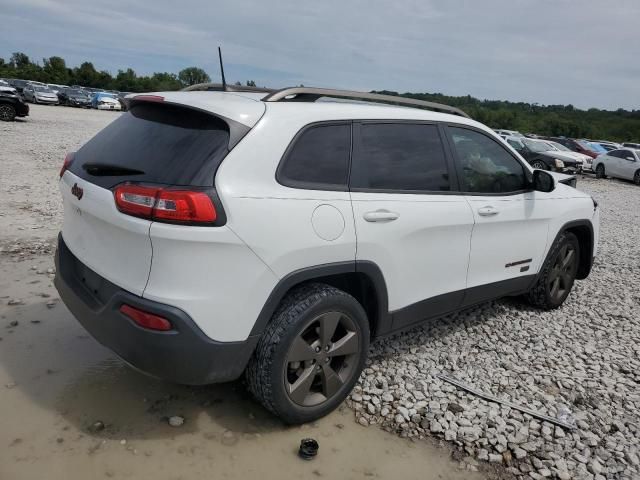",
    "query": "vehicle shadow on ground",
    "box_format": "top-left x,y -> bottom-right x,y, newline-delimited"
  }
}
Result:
0,301 -> 289,442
